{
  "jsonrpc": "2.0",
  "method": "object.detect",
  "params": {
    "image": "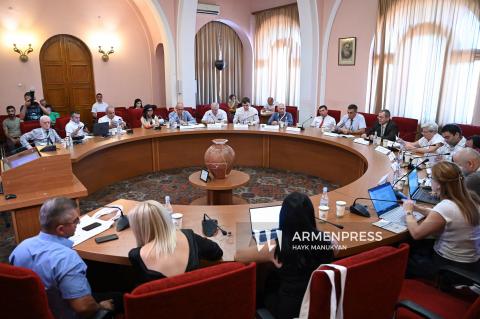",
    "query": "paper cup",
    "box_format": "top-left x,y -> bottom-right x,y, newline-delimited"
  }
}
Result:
336,201 -> 346,218
171,213 -> 183,229
319,205 -> 329,219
